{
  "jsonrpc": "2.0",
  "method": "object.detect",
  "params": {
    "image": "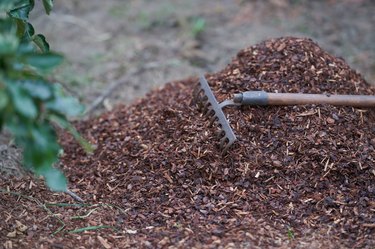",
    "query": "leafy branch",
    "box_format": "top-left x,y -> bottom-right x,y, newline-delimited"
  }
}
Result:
0,0 -> 92,191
